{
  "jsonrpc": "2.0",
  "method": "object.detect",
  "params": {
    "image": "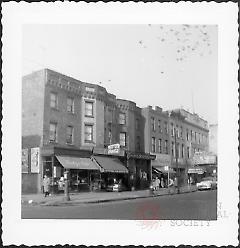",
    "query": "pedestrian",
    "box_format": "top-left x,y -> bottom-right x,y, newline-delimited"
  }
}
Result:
155,177 -> 160,190
174,177 -> 178,193
43,175 -> 51,197
160,177 -> 165,188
